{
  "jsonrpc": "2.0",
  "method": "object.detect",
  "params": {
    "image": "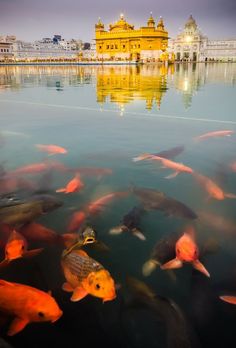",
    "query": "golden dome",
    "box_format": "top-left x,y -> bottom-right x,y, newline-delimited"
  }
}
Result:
109,13 -> 134,32
147,12 -> 155,27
